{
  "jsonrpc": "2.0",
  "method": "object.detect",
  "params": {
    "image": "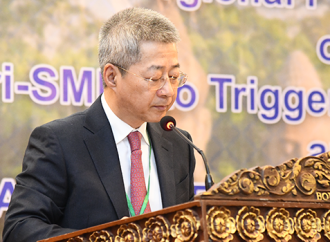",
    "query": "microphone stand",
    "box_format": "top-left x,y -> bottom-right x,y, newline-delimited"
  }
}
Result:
169,124 -> 214,191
